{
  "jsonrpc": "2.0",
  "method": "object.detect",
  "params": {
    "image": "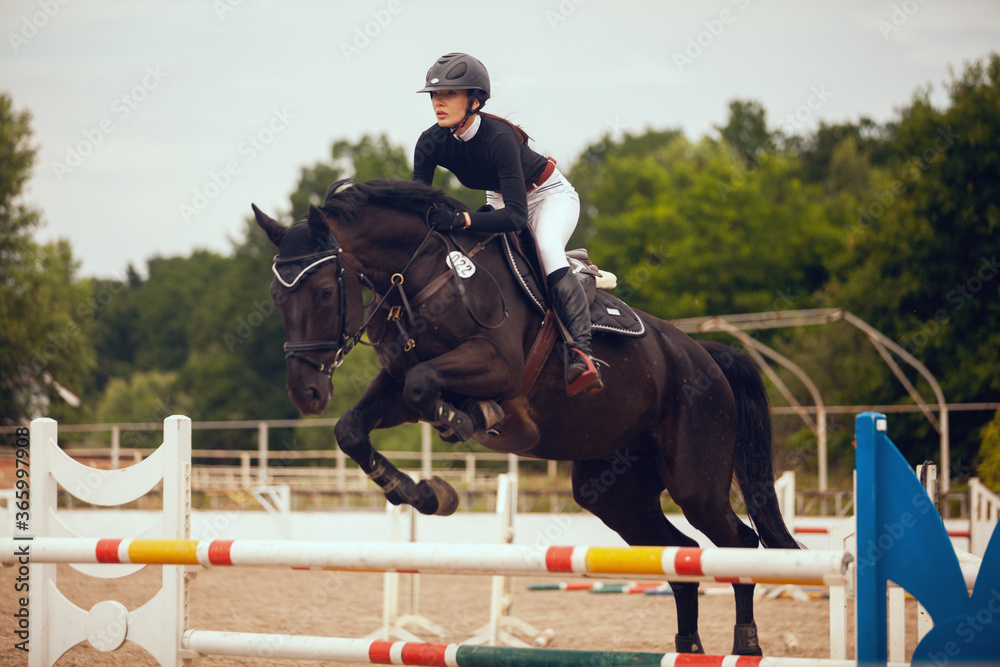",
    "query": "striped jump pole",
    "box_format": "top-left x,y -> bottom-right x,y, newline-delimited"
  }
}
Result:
527,581 -> 669,594
181,630 -> 910,666
3,537 -> 852,585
